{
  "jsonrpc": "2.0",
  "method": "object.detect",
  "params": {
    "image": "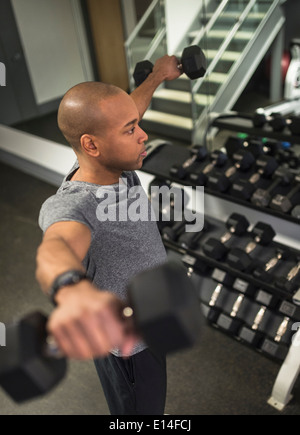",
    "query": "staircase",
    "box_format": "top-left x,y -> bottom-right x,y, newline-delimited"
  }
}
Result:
125,0 -> 286,143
